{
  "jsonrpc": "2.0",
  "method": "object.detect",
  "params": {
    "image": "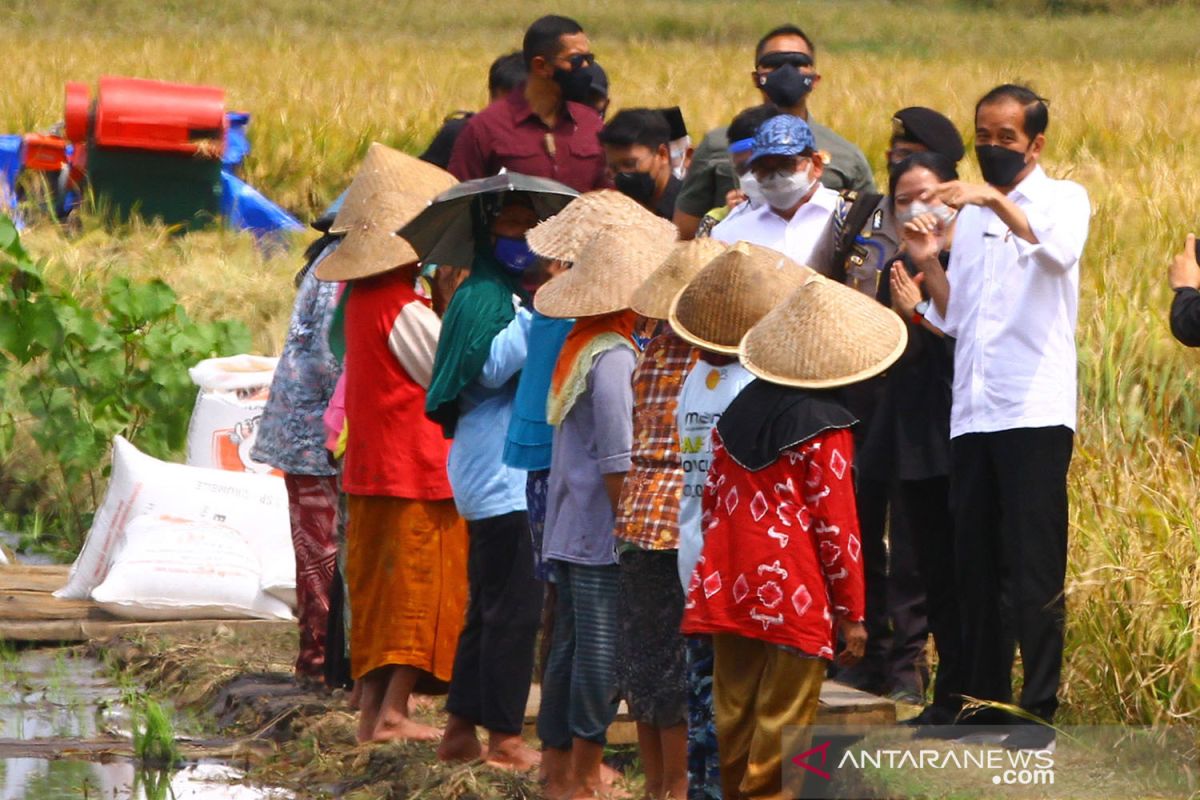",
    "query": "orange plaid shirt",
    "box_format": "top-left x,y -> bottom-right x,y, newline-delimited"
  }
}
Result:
615,331 -> 697,550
